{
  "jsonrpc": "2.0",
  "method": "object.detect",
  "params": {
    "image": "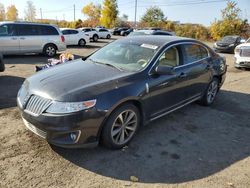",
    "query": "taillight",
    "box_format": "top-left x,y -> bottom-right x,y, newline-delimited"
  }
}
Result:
61,35 -> 65,42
